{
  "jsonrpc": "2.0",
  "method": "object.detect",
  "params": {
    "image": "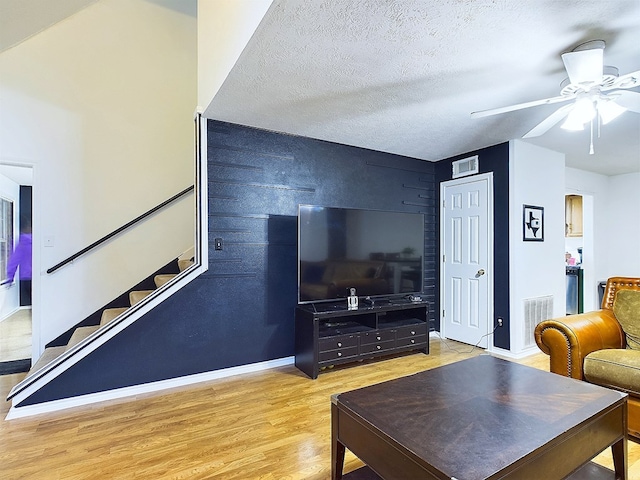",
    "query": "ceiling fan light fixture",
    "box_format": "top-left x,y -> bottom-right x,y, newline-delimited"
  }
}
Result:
598,98 -> 627,125
561,115 -> 585,131
561,97 -> 595,131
